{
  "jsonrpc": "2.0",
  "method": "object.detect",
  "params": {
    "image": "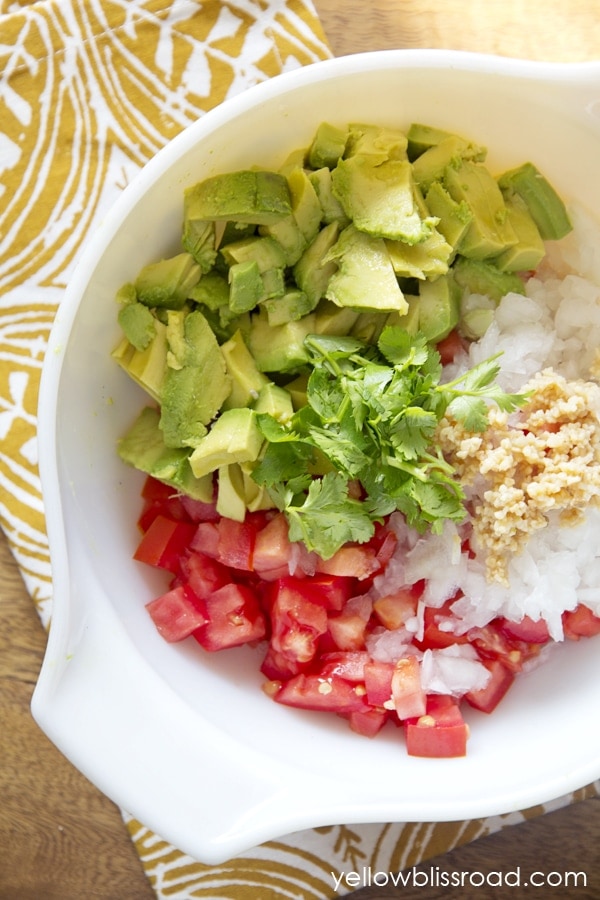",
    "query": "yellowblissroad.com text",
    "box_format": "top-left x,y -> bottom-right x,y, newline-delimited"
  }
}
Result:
330,865 -> 588,892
